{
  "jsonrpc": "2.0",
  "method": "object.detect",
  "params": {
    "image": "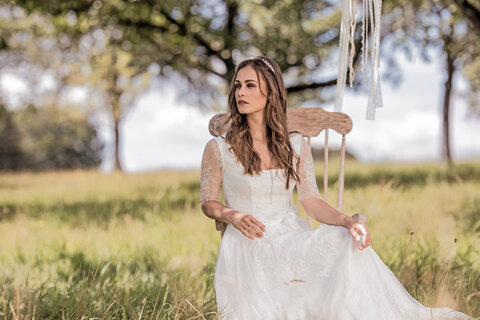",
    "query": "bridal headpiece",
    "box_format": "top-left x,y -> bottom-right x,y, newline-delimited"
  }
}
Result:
245,56 -> 275,74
